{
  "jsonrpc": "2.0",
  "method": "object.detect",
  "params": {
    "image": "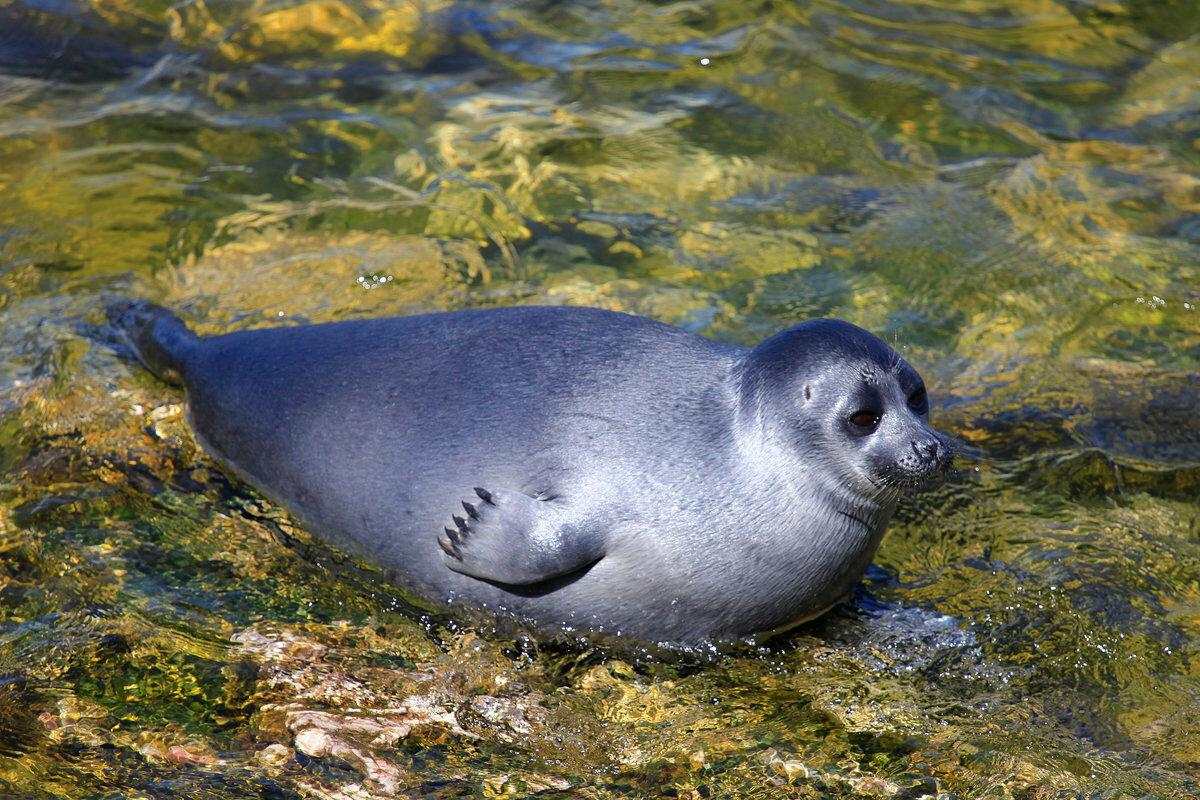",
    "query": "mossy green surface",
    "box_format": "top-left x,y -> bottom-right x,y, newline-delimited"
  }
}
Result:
0,0 -> 1198,796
